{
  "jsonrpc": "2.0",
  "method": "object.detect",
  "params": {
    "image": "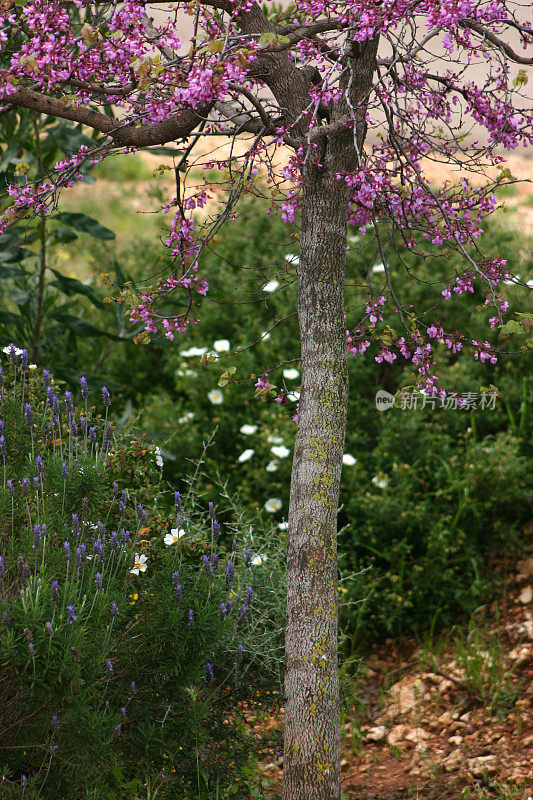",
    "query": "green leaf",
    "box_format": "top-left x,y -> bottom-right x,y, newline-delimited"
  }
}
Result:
258,31 -> 290,46
43,122 -> 97,155
0,265 -> 27,278
0,310 -> 24,326
207,39 -> 224,53
218,366 -> 236,387
499,319 -> 523,336
49,269 -> 105,308
52,212 -> 115,240
139,145 -> 184,157
48,226 -> 79,244
0,227 -> 36,263
54,313 -> 121,339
